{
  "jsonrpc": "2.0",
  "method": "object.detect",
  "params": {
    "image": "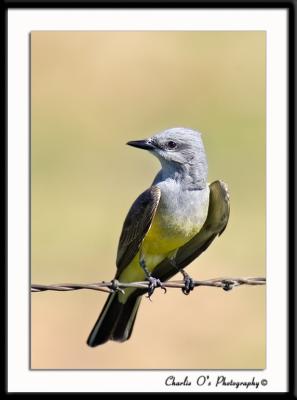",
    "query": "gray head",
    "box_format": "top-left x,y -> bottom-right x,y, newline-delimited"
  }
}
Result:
127,127 -> 208,188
